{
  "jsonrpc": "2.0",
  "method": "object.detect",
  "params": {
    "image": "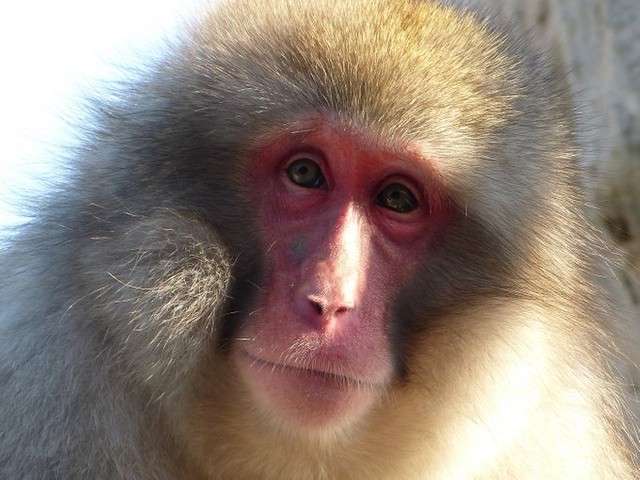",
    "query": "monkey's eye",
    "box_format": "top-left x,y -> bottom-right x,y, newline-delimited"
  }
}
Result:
375,183 -> 419,213
286,157 -> 326,189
